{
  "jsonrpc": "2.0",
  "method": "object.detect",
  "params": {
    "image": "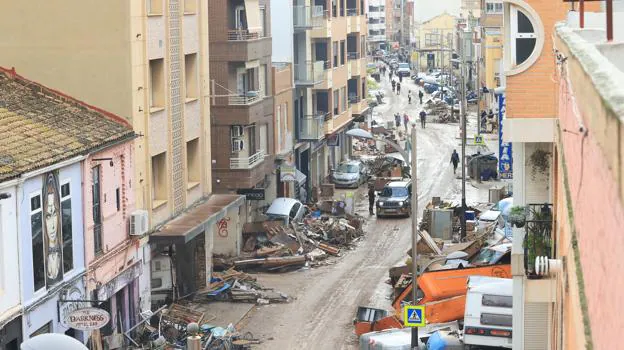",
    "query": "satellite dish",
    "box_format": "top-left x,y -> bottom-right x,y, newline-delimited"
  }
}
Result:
21,334 -> 88,350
